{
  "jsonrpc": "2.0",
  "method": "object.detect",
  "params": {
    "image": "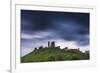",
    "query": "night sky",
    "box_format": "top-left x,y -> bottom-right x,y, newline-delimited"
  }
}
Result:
21,10 -> 89,56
